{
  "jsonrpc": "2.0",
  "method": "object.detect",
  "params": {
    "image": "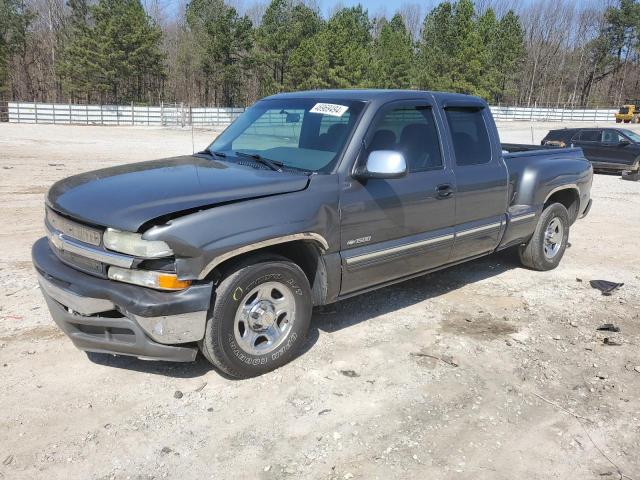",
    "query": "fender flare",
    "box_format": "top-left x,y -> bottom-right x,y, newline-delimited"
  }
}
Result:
543,184 -> 579,206
197,233 -> 329,280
